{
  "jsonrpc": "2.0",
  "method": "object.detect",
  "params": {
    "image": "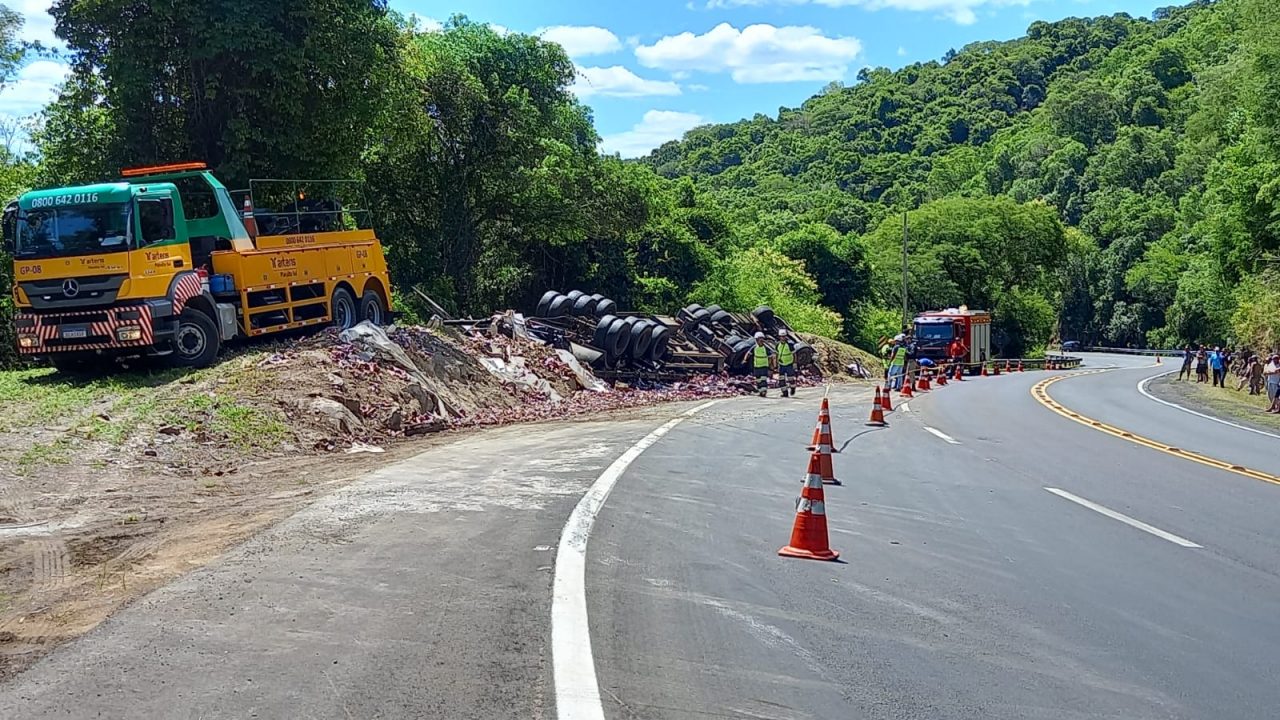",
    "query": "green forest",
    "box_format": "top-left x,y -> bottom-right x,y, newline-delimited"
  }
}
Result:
2,0 -> 1278,364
